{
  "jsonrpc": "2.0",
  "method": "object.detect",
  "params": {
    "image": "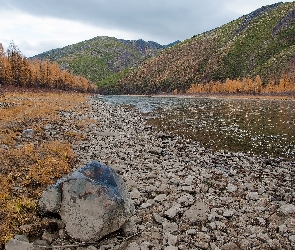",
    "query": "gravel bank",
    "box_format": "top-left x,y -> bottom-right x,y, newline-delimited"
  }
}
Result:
23,96 -> 295,250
